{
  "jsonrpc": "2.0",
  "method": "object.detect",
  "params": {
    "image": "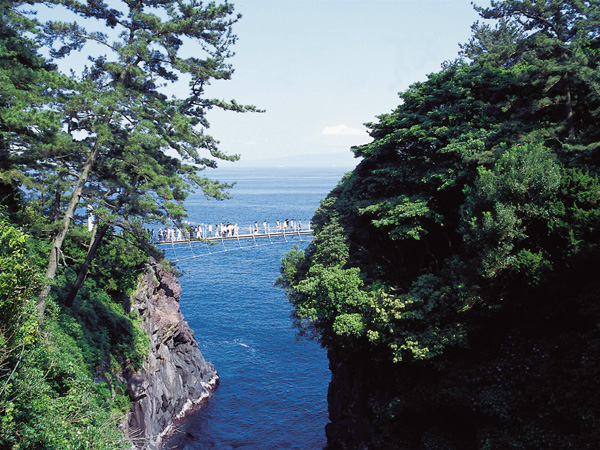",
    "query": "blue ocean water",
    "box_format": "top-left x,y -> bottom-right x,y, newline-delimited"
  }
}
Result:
162,167 -> 350,450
